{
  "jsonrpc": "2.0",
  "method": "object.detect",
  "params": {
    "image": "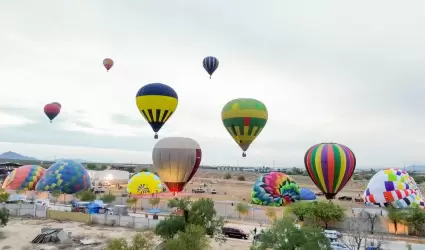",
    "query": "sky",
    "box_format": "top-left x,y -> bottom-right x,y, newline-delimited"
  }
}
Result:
0,1 -> 425,168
